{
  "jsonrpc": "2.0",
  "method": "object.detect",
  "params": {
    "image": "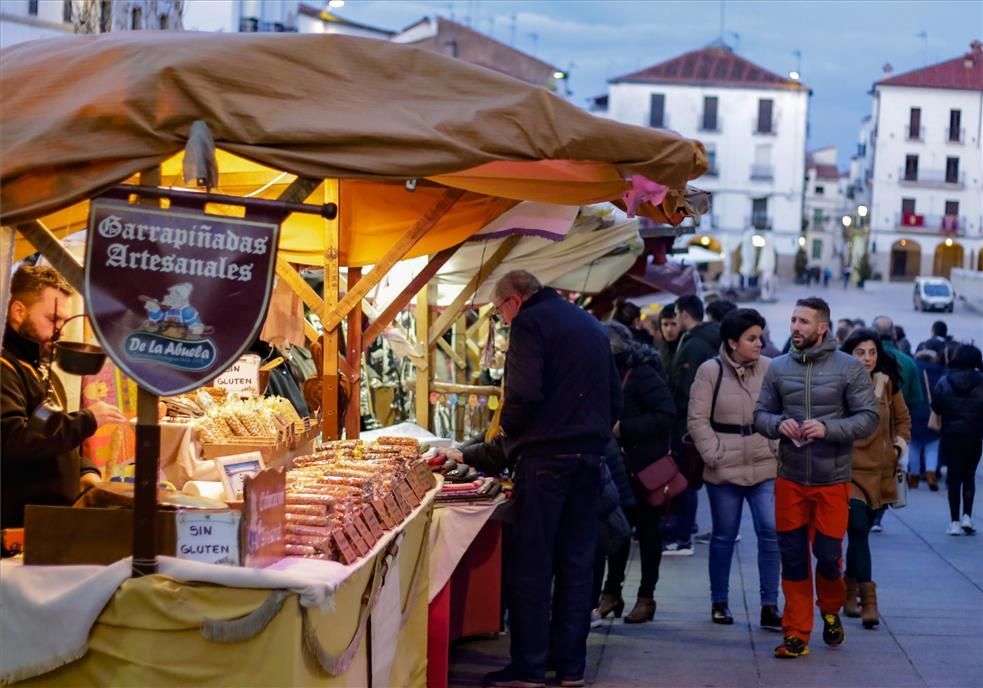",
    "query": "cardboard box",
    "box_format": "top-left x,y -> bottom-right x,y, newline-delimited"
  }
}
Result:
23,506 -> 178,566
